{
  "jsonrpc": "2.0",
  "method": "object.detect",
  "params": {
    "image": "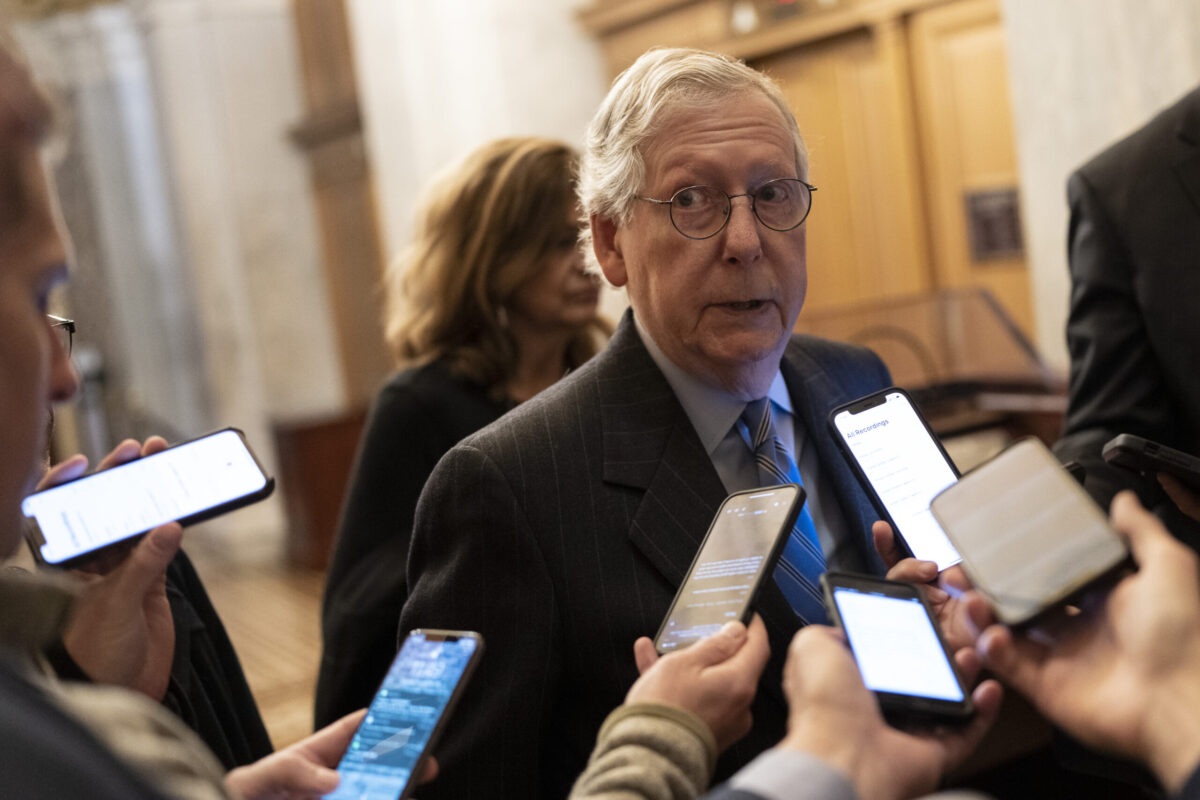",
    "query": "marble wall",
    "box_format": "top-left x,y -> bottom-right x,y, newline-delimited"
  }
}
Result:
1001,0 -> 1200,369
18,0 -> 349,560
